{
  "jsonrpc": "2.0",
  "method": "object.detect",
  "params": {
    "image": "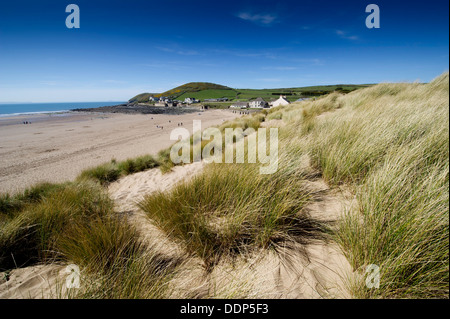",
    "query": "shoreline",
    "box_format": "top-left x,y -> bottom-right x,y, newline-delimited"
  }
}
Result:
72,103 -> 202,115
0,101 -> 127,118
0,111 -> 109,127
0,109 -> 240,194
0,110 -> 71,118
